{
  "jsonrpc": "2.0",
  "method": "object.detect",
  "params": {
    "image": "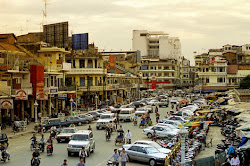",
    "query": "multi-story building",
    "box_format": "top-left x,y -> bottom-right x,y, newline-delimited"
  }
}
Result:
140,58 -> 180,90
132,30 -> 181,60
179,57 -> 195,88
